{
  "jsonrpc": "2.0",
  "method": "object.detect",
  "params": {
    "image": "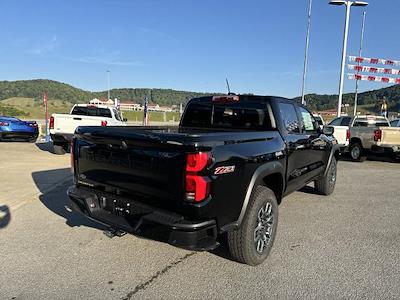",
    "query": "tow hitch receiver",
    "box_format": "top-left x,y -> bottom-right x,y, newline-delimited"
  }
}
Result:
103,229 -> 127,238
